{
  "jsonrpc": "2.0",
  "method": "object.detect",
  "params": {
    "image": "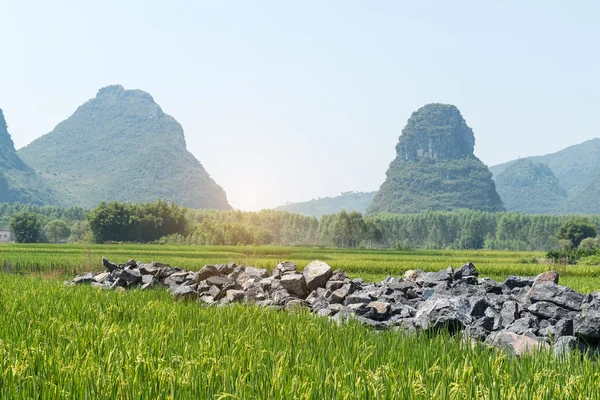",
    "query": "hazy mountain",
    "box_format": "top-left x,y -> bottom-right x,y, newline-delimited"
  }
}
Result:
367,104 -> 504,214
19,85 -> 231,210
274,191 -> 376,217
494,159 -> 567,213
0,108 -> 62,205
490,138 -> 600,214
490,138 -> 600,194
